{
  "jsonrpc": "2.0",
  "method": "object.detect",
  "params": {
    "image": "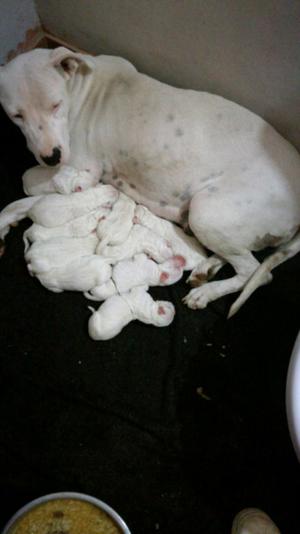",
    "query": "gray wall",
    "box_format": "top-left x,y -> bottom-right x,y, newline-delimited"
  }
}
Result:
36,0 -> 300,150
0,0 -> 40,63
